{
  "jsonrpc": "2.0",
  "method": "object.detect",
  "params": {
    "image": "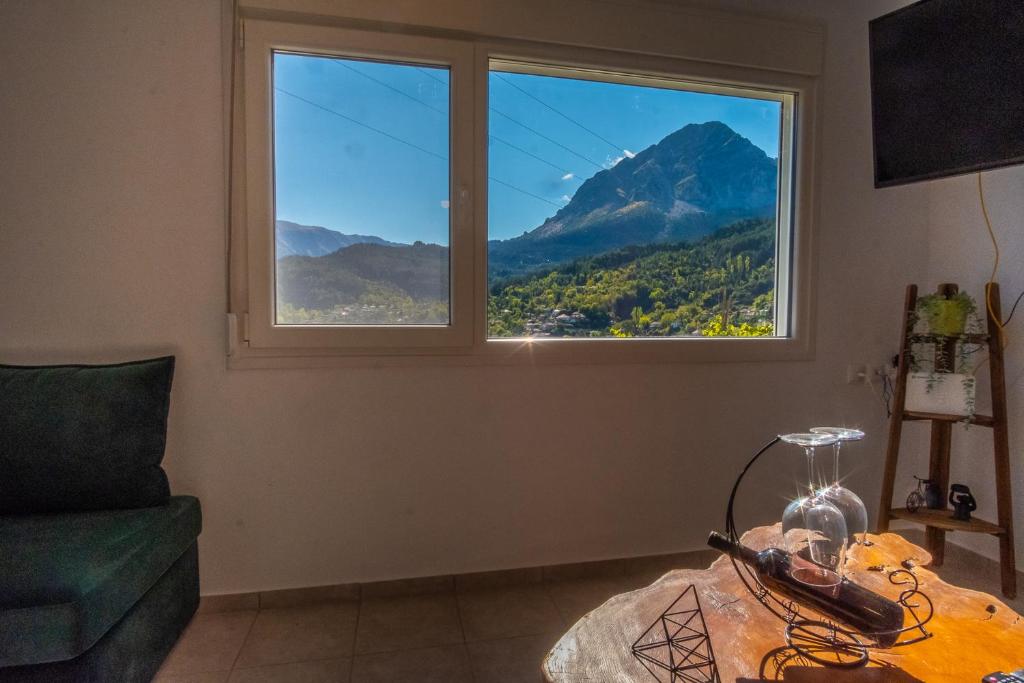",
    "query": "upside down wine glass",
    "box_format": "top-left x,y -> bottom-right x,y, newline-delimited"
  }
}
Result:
810,427 -> 869,546
780,432 -> 848,587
